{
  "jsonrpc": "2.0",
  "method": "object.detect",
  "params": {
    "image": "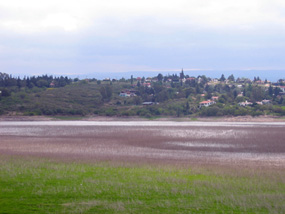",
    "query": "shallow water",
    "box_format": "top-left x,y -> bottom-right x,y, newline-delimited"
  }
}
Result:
1,121 -> 285,127
0,121 -> 284,167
